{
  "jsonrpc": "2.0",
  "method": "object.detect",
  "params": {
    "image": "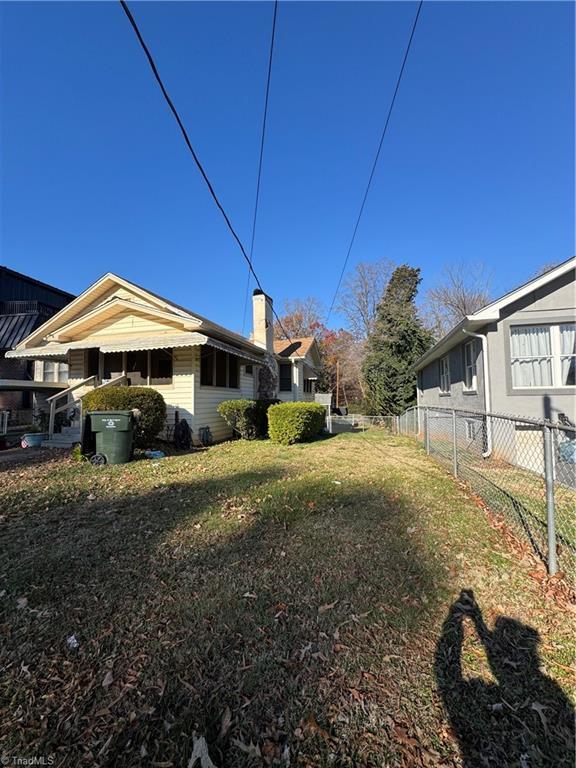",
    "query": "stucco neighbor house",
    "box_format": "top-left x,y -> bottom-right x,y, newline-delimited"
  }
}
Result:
414,257 -> 576,426
6,273 -> 319,446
